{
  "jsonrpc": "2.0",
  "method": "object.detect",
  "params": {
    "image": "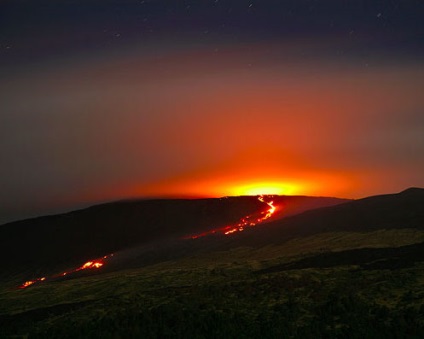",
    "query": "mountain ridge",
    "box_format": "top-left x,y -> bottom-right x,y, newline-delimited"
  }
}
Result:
227,187 -> 424,247
0,194 -> 348,277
